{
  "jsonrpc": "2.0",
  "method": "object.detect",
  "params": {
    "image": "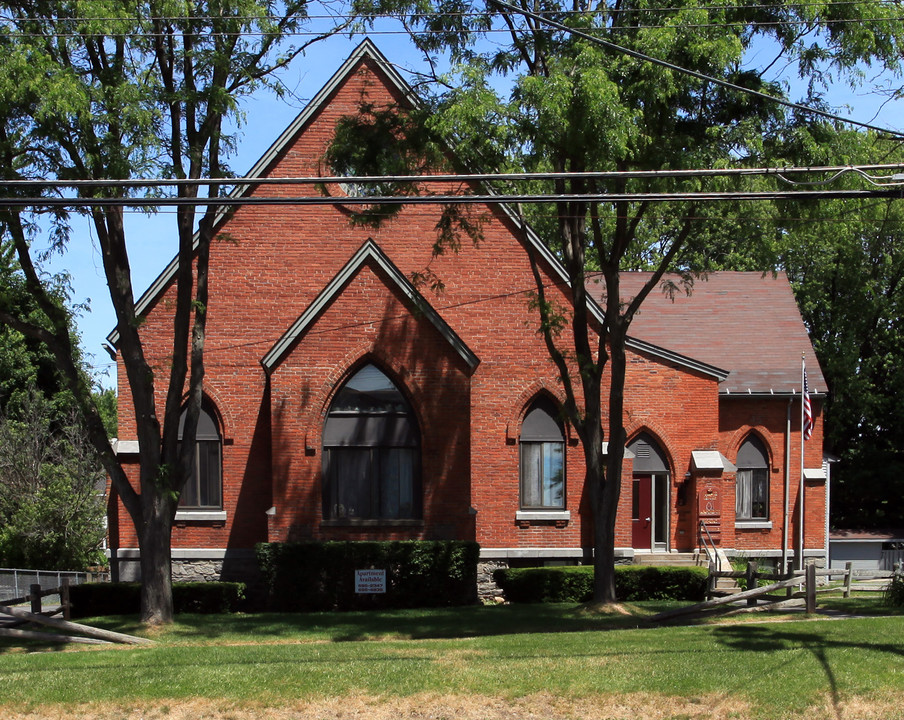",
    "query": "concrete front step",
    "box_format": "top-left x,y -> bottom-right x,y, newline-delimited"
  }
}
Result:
631,552 -> 707,567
